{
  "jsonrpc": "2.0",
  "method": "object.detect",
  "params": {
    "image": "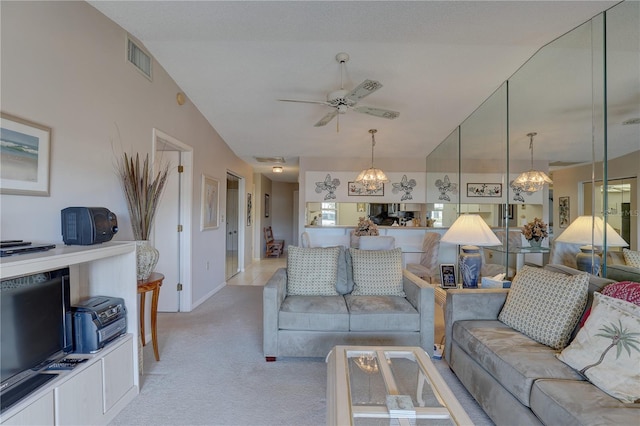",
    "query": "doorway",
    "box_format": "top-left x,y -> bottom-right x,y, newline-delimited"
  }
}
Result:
226,173 -> 241,280
152,129 -> 193,312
